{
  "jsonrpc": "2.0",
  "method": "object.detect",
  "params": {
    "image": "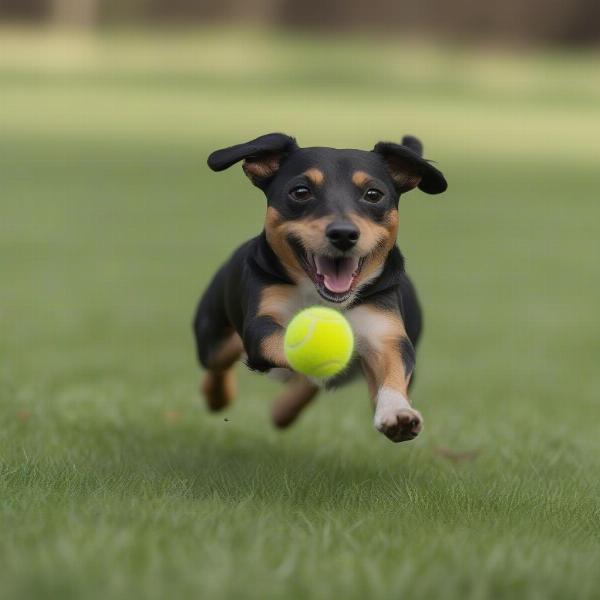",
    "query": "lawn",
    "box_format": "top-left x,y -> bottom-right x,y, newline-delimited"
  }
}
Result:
1,28 -> 600,599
